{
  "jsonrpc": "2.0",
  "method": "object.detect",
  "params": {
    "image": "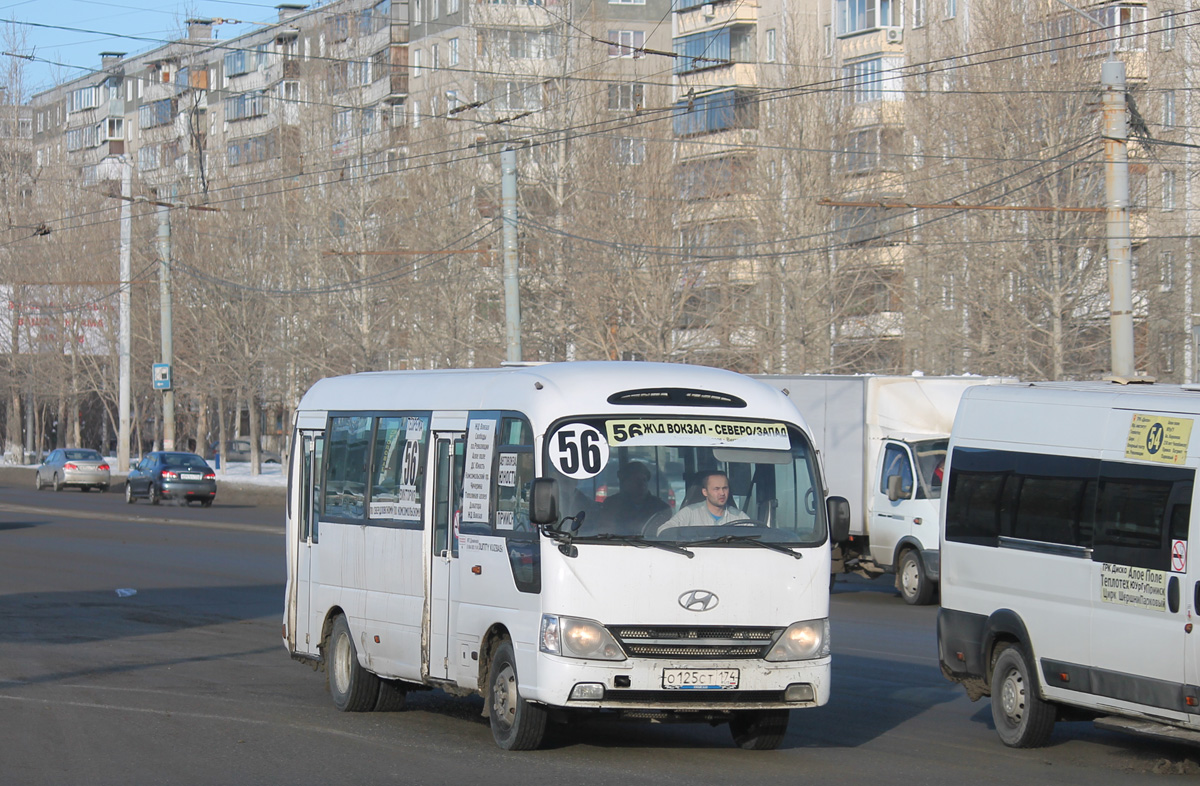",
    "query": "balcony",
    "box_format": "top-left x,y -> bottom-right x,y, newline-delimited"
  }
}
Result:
675,0 -> 758,37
